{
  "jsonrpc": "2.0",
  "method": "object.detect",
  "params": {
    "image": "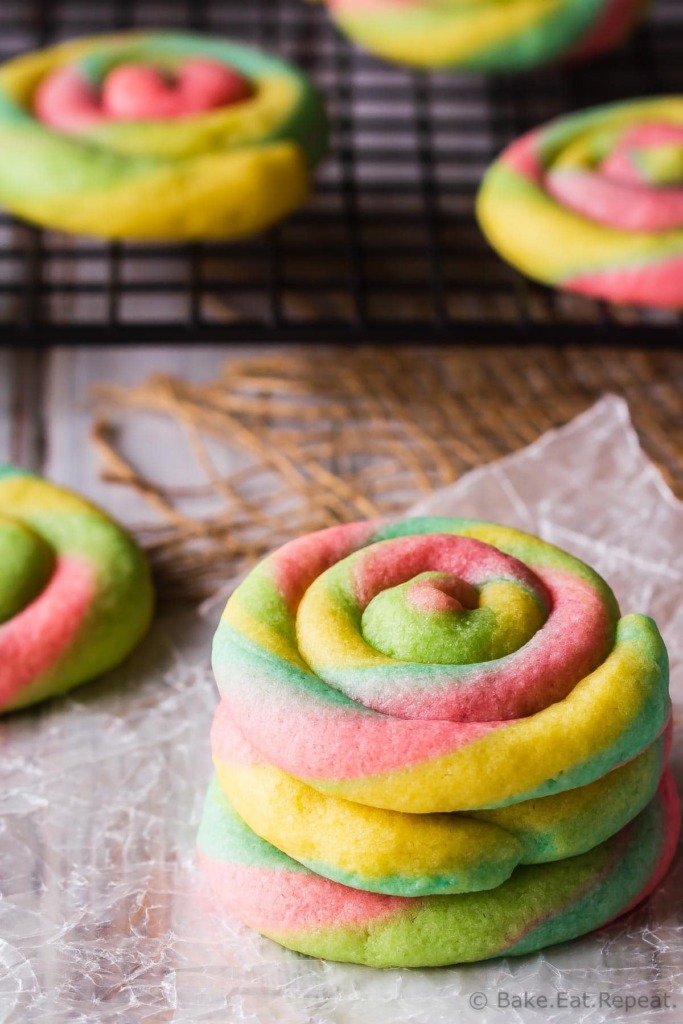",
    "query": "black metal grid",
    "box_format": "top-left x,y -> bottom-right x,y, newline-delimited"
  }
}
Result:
1,0 -> 683,345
